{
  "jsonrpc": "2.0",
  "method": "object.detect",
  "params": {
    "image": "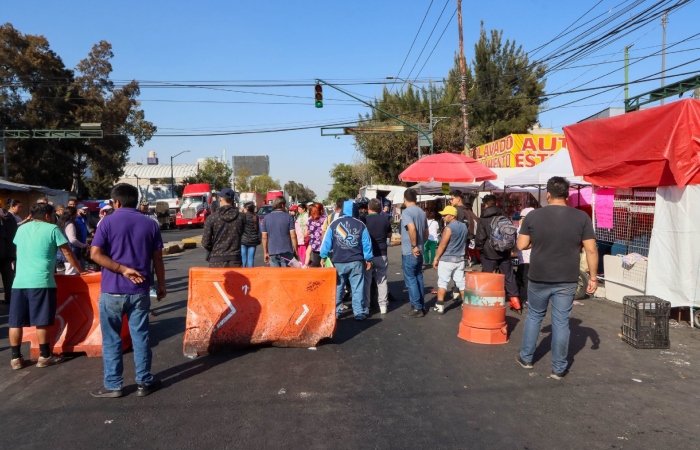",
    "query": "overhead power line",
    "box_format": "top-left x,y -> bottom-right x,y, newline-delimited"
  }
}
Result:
389,0 -> 435,92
